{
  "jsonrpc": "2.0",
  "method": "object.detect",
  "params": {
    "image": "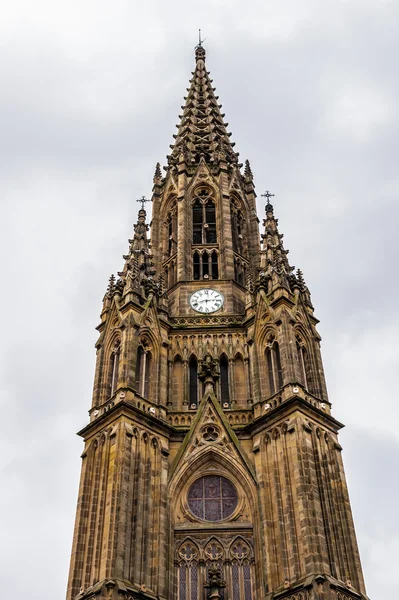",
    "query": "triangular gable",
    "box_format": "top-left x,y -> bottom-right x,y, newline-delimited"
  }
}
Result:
170,392 -> 256,482
137,295 -> 162,341
187,158 -> 217,192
